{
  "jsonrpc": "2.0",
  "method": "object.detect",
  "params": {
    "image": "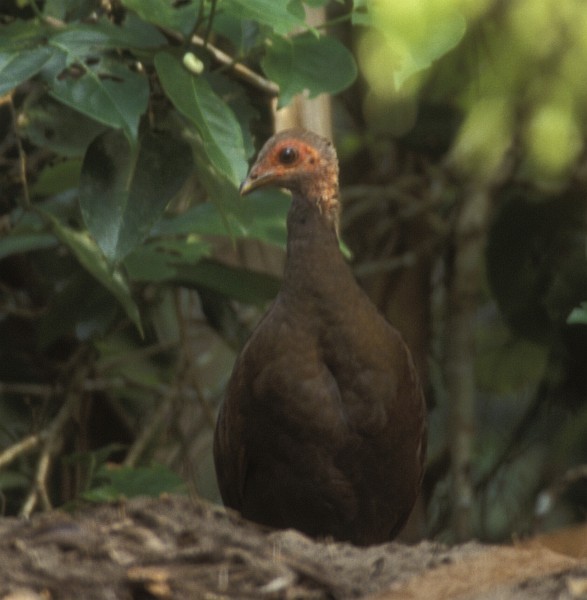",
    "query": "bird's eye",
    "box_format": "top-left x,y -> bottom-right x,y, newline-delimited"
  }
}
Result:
278,146 -> 298,165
